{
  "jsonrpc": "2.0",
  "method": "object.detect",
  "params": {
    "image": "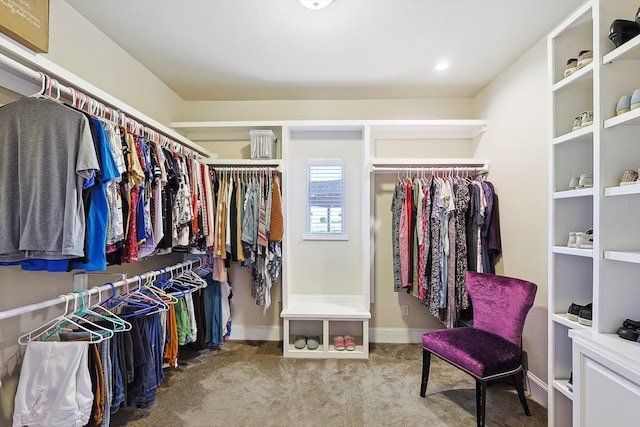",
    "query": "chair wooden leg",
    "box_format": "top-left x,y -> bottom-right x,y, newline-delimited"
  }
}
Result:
475,380 -> 486,427
513,371 -> 531,416
420,349 -> 431,397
